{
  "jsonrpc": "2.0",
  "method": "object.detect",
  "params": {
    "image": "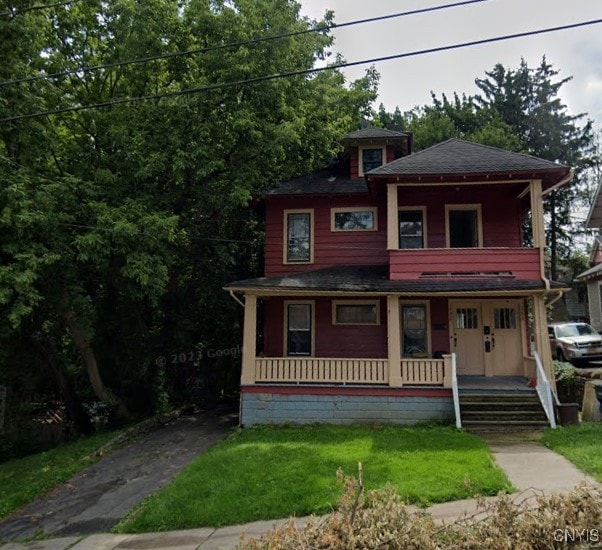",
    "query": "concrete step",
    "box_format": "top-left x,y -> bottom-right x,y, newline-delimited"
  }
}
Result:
462,410 -> 547,421
460,401 -> 543,411
458,391 -> 550,432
